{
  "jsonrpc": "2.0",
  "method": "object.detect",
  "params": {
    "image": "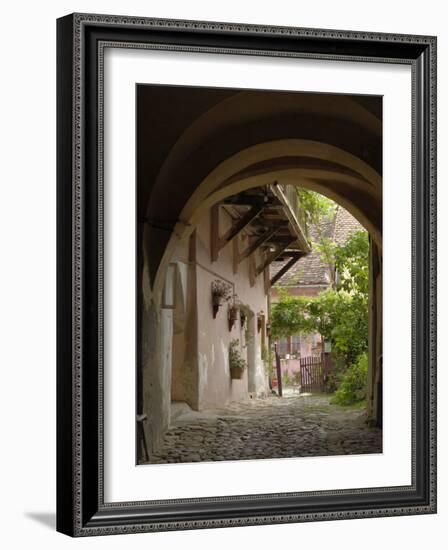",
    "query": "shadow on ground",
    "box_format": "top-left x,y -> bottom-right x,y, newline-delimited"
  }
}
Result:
25,512 -> 56,530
